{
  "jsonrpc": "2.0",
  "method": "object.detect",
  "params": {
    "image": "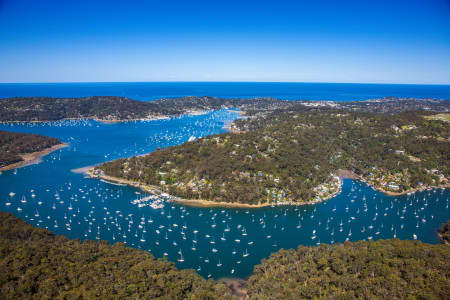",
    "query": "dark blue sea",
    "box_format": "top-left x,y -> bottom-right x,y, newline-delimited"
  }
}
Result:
1,82 -> 450,101
0,82 -> 449,279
